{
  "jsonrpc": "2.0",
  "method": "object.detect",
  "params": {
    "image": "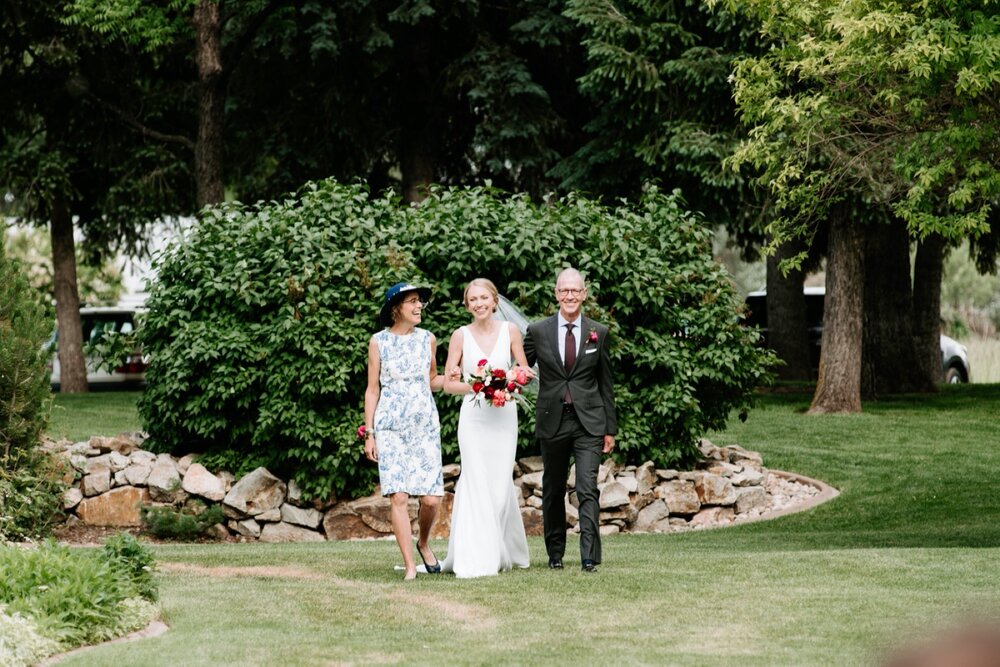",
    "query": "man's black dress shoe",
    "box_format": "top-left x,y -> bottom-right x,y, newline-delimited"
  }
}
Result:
548,558 -> 564,570
581,560 -> 597,572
